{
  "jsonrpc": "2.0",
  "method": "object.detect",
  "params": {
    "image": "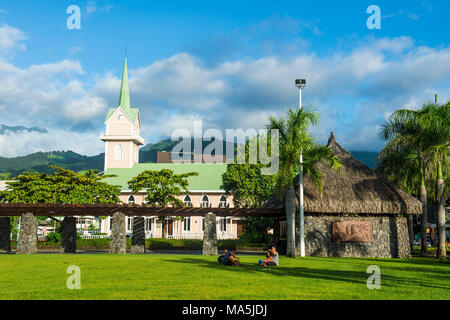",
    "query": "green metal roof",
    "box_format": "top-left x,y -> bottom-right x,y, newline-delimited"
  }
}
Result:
105,107 -> 139,123
105,57 -> 139,123
103,163 -> 228,191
